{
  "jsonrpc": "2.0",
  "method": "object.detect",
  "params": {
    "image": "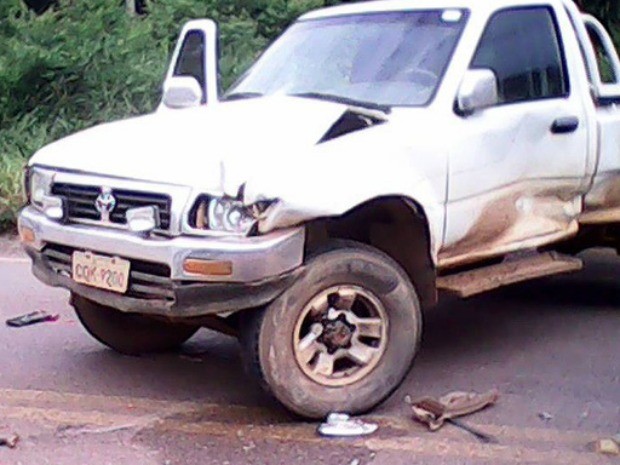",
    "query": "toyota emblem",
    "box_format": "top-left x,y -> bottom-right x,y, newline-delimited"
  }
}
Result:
95,187 -> 116,222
